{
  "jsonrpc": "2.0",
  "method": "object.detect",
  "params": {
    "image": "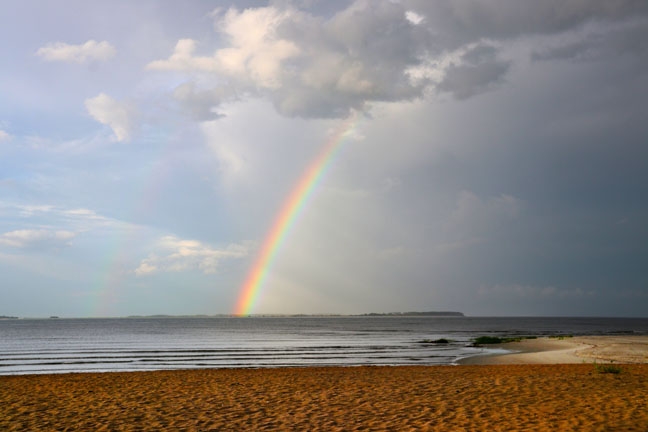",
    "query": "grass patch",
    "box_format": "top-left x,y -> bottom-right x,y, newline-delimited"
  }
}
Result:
549,334 -> 574,340
595,362 -> 622,374
472,335 -> 537,346
473,336 -> 506,345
